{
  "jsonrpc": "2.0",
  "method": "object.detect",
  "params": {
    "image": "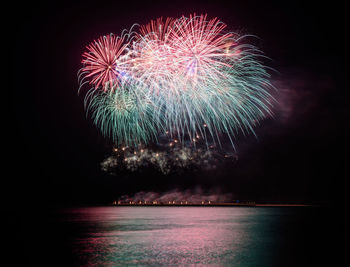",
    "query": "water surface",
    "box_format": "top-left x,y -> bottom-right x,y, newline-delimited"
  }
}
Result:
45,206 -> 330,266
7,206 -> 337,266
